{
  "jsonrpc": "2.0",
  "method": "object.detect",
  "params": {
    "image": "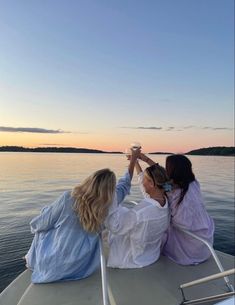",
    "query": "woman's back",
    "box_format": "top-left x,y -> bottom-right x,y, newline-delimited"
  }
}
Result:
26,191 -> 100,283
107,197 -> 169,268
162,181 -> 214,265
26,153 -> 140,284
131,198 -> 169,266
